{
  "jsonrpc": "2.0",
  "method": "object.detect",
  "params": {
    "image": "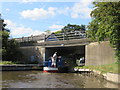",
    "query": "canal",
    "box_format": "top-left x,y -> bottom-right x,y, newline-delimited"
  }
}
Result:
1,71 -> 118,88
